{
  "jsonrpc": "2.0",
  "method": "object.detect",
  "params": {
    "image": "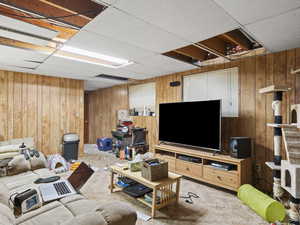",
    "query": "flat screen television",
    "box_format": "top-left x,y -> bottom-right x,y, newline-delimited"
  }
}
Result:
159,100 -> 221,151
